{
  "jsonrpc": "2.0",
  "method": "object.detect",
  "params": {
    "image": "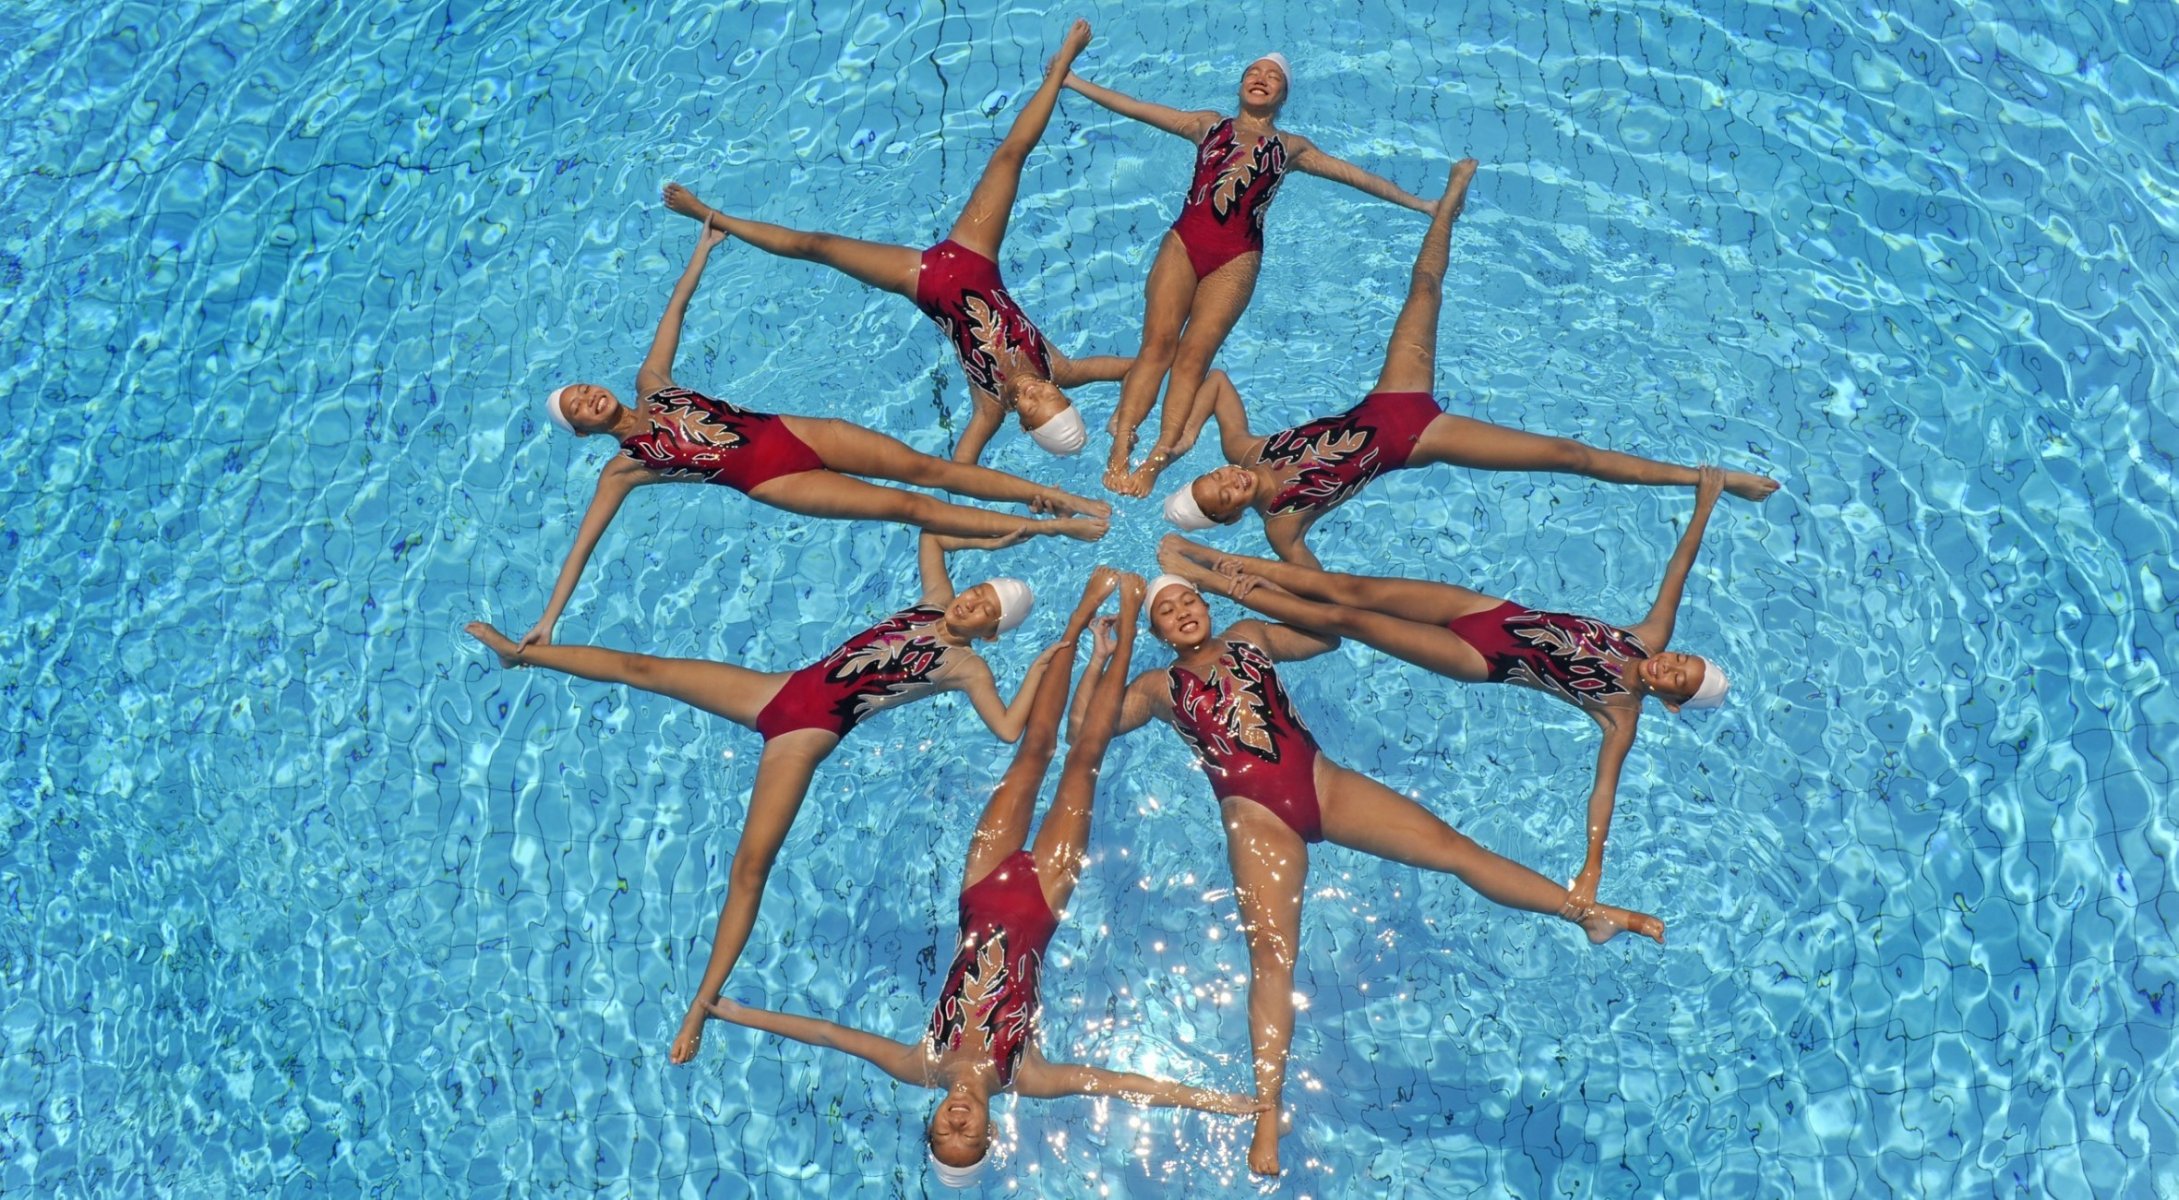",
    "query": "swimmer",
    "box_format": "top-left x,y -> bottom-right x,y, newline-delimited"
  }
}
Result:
700,569 -> 1261,1188
1102,572 -> 1664,1176
465,532 -> 1068,1062
525,217 -> 1108,653
662,20 -> 1129,464
1061,50 -> 1438,497
1160,462 -> 1733,909
1161,160 -> 1780,567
